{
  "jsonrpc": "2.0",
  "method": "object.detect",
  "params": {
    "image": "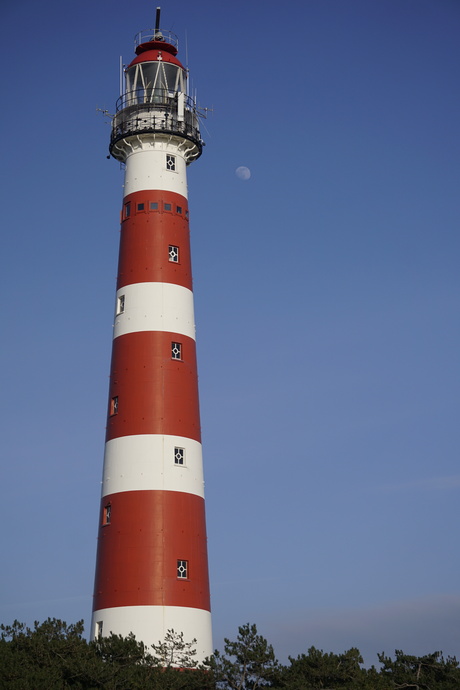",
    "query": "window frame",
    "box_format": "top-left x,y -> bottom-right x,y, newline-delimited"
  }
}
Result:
166,154 -> 176,172
174,447 -> 185,466
116,294 -> 125,315
177,559 -> 188,579
171,342 -> 182,360
168,245 -> 179,263
103,504 -> 111,525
